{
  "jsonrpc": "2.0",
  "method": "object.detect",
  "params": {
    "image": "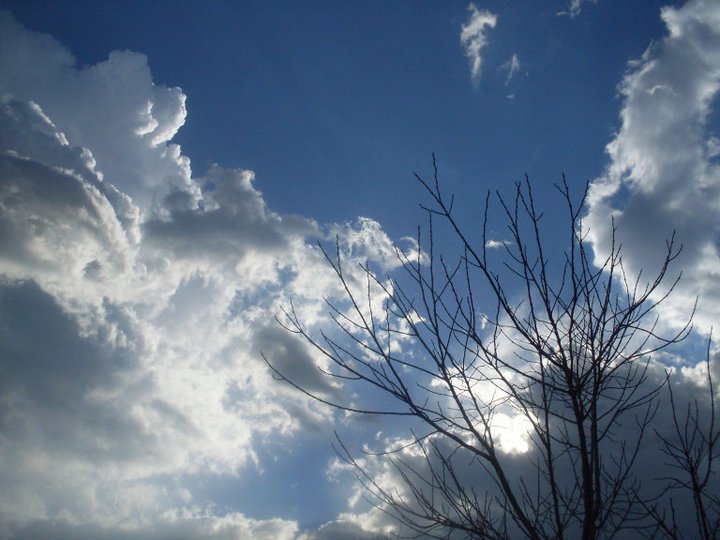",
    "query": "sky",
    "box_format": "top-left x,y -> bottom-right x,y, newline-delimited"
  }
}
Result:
0,0 -> 718,538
